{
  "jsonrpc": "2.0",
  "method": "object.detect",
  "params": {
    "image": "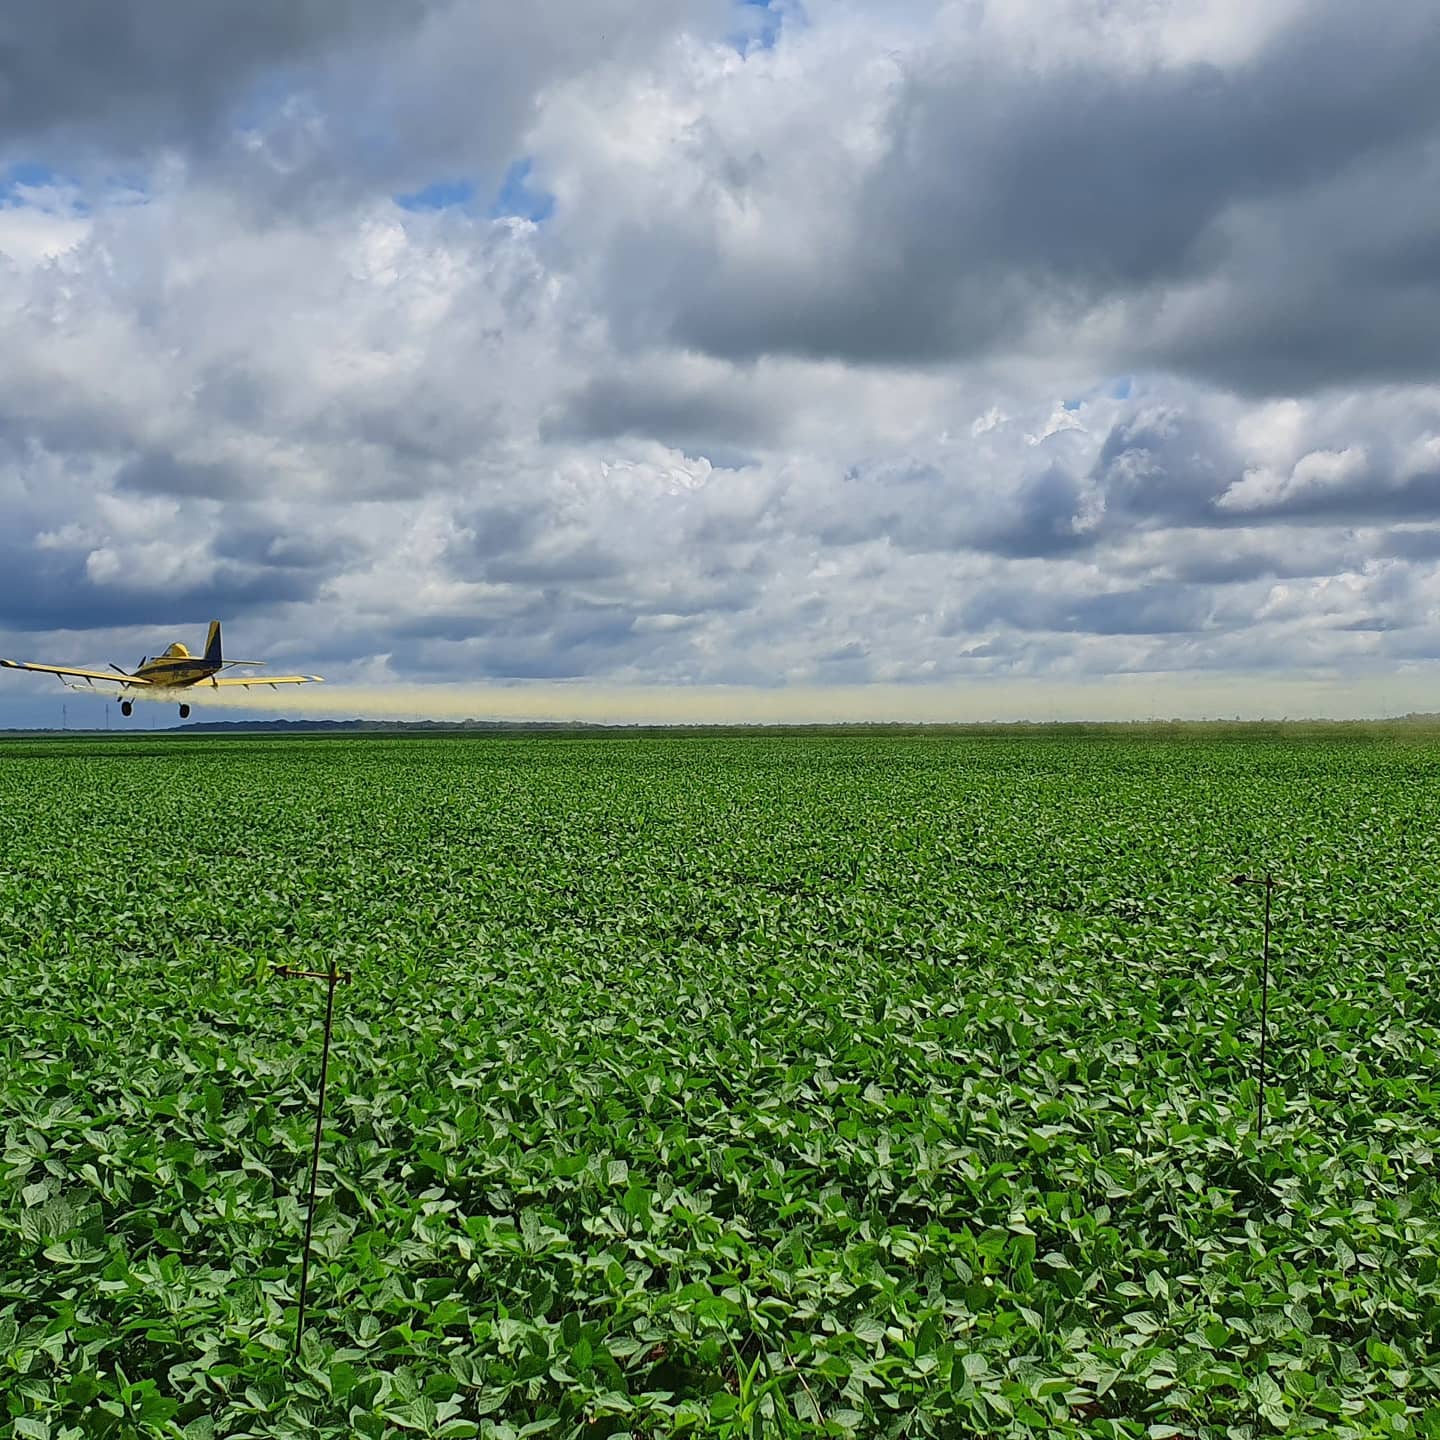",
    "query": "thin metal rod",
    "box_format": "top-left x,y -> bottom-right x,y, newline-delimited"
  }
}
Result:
1256,876 -> 1272,1138
295,966 -> 339,1355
